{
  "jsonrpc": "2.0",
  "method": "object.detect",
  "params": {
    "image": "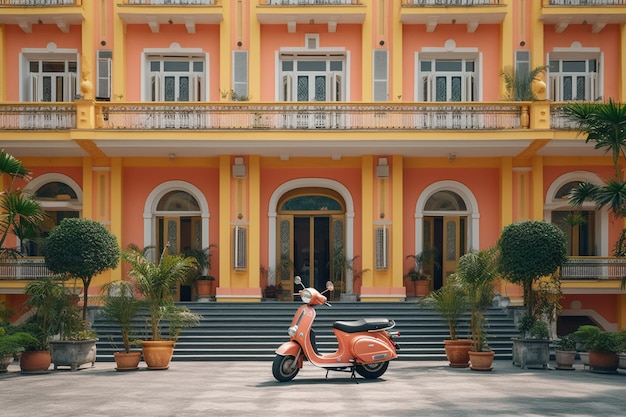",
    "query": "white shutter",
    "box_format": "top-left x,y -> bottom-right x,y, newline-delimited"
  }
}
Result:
375,226 -> 389,270
587,73 -> 598,101
464,74 -> 474,102
66,72 -> 76,102
373,50 -> 388,101
233,226 -> 247,270
96,52 -> 112,99
549,75 -> 560,101
152,74 -> 162,101
232,51 -> 248,100
29,73 -> 40,102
